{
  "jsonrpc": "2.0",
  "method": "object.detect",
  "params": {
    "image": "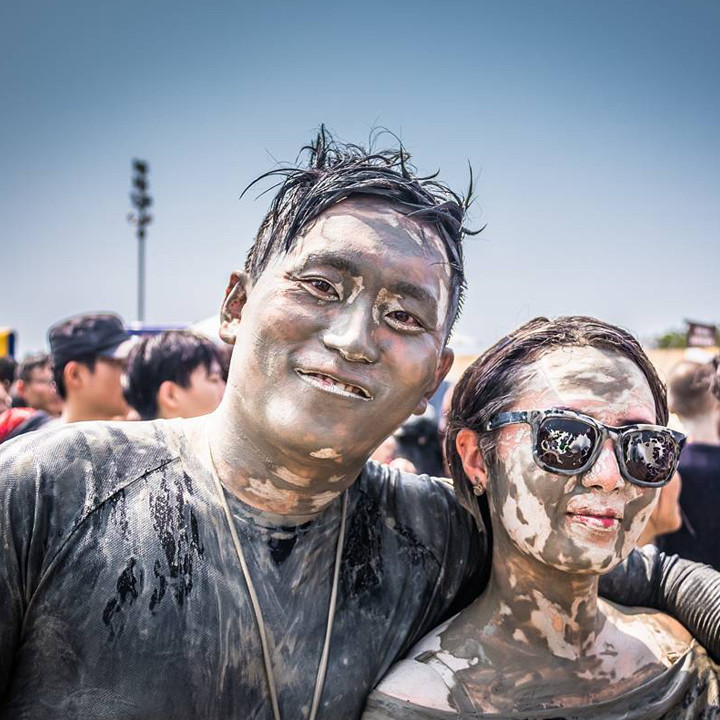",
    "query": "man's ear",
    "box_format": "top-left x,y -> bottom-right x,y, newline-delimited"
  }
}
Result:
15,379 -> 27,398
219,271 -> 251,346
412,347 -> 454,416
456,428 -> 488,494
157,380 -> 179,418
64,361 -> 88,393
